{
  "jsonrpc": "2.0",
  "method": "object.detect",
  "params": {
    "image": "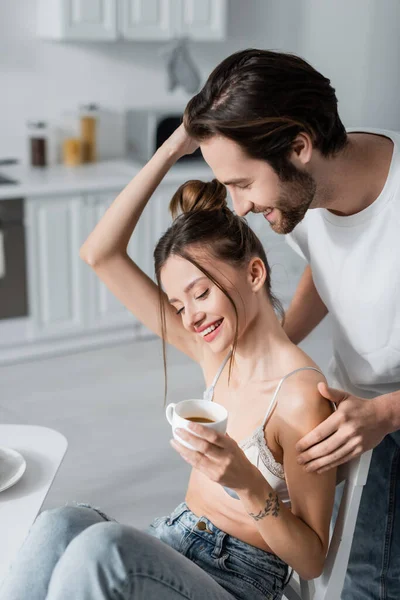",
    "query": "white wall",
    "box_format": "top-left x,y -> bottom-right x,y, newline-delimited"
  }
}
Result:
1,0 -> 400,163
